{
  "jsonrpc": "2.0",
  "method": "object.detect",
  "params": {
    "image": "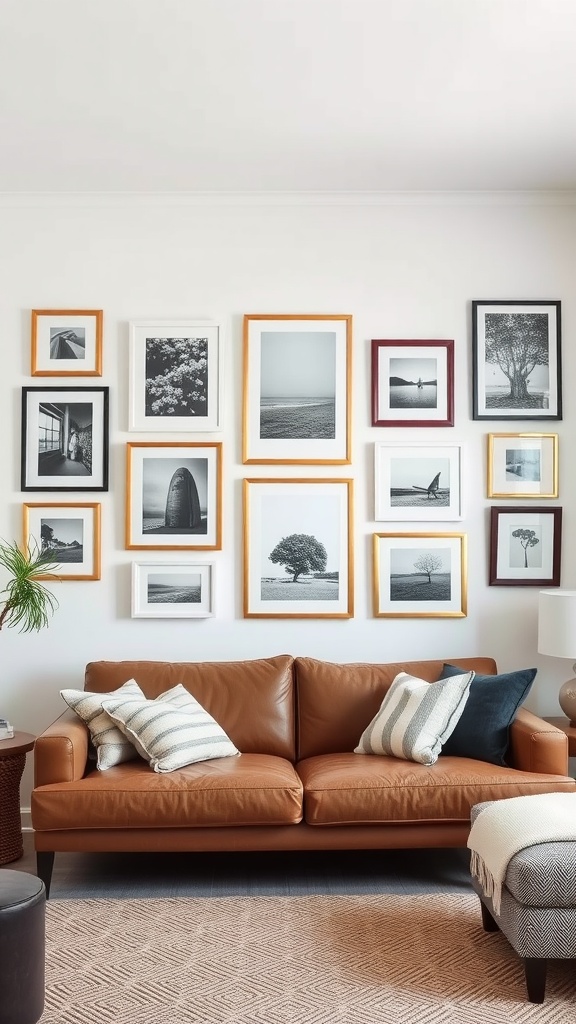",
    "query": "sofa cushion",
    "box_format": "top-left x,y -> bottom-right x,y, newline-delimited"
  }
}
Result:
102,685 -> 239,773
439,664 -> 537,766
354,670 -> 474,766
60,679 -> 144,770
